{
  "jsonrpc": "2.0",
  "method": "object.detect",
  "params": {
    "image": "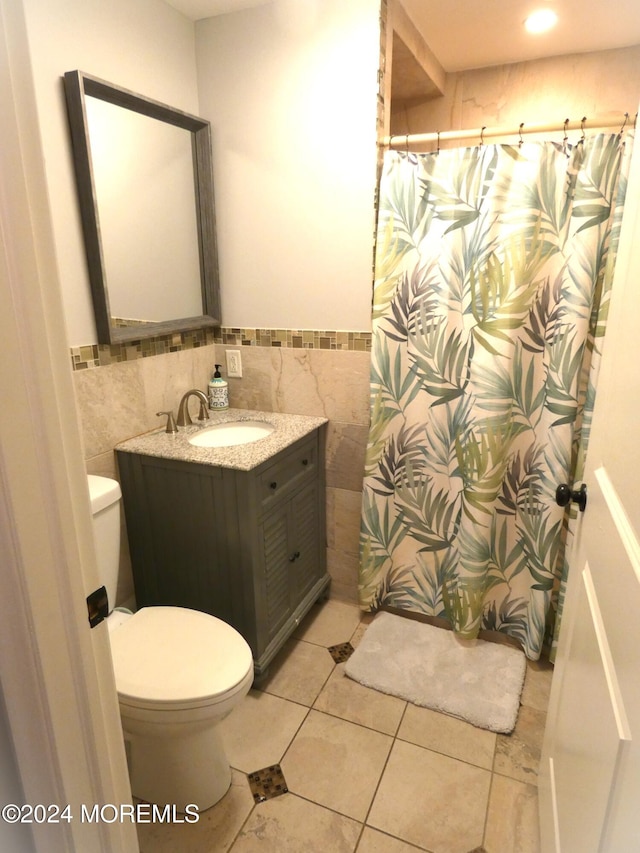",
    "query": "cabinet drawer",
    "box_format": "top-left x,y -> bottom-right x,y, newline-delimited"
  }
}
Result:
259,436 -> 317,508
